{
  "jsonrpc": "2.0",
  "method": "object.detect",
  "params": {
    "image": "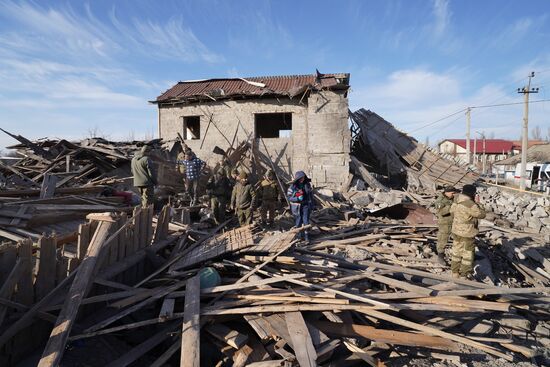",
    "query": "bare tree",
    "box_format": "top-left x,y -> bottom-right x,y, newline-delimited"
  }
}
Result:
531,125 -> 542,140
85,125 -> 108,139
